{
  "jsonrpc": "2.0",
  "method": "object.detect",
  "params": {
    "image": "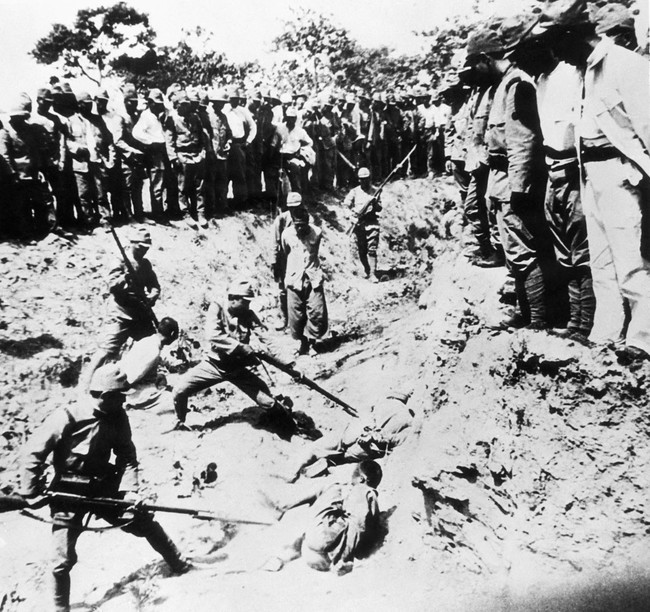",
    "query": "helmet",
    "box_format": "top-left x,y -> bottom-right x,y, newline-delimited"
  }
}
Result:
286,192 -> 303,207
357,167 -> 371,179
